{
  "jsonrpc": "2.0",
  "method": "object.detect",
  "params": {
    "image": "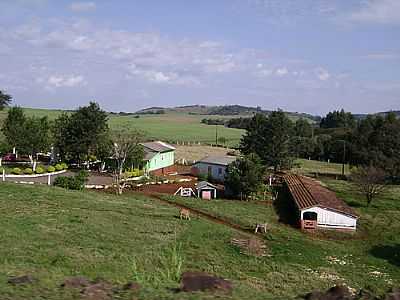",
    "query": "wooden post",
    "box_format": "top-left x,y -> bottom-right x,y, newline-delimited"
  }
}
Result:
2,169 -> 5,182
47,174 -> 51,186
